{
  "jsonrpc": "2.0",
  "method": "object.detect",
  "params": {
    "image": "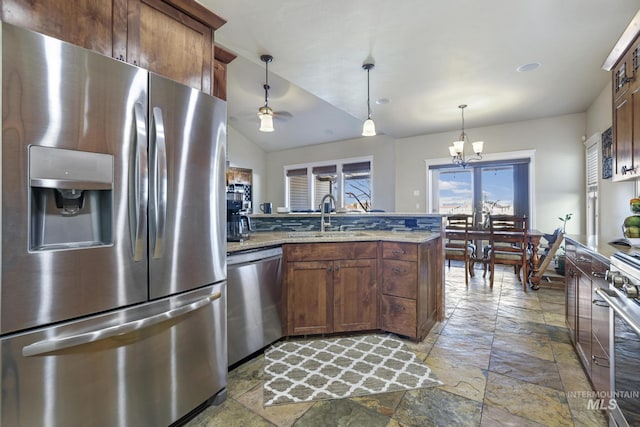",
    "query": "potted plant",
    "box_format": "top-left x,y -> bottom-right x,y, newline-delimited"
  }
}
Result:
554,213 -> 573,275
